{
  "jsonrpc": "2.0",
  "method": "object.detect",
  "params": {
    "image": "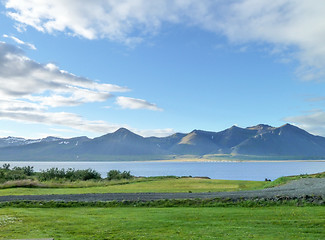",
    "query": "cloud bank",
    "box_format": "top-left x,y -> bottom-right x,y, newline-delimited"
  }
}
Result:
285,110 -> 325,137
5,0 -> 325,81
0,42 -> 128,107
0,42 -> 167,136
